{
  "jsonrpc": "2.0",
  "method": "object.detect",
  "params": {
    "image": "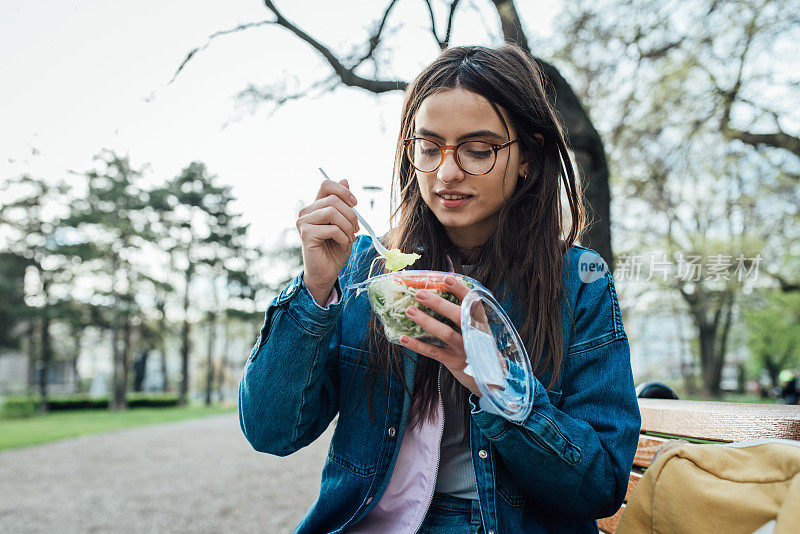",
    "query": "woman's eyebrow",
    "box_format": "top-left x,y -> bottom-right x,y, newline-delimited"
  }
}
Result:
414,127 -> 505,142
